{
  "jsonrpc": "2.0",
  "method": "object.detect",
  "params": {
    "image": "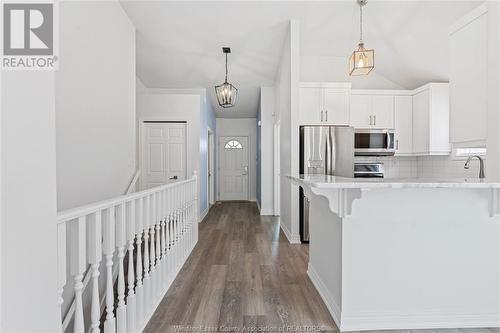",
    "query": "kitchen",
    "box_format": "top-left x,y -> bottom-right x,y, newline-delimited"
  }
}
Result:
284,1 -> 500,331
